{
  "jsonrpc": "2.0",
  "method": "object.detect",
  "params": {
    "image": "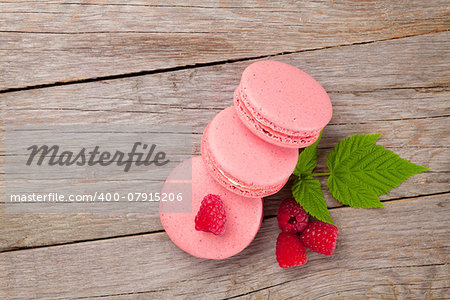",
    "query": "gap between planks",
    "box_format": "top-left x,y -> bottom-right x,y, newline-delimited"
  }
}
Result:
0,29 -> 448,95
0,2 -> 330,10
1,191 -> 448,254
47,262 -> 450,300
4,107 -> 449,124
225,264 -> 450,300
